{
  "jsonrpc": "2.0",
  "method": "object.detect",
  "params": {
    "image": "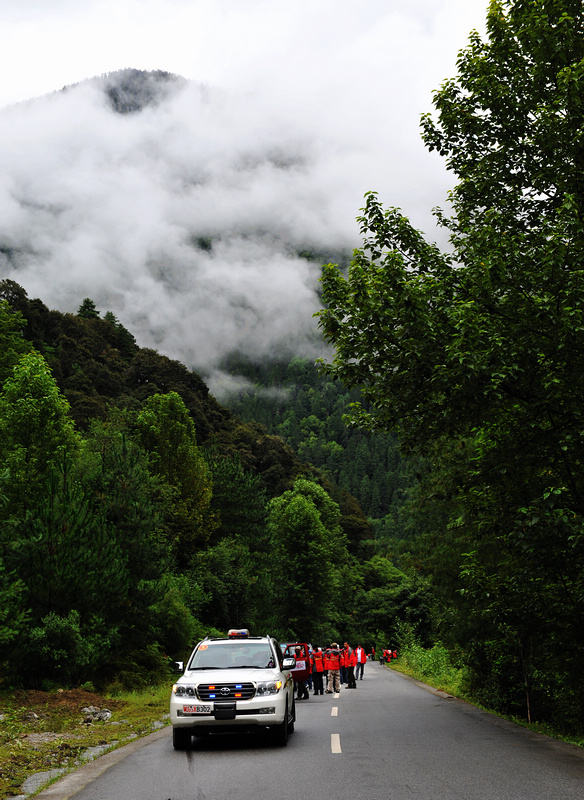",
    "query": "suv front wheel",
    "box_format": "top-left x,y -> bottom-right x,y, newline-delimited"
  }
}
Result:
271,699 -> 293,746
172,727 -> 192,750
